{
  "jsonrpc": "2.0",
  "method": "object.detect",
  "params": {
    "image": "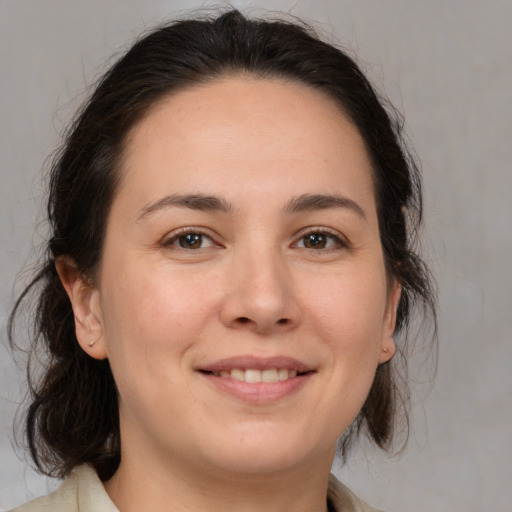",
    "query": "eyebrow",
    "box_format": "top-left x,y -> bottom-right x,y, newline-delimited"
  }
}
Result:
136,193 -> 232,221
136,192 -> 366,221
283,193 -> 367,220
